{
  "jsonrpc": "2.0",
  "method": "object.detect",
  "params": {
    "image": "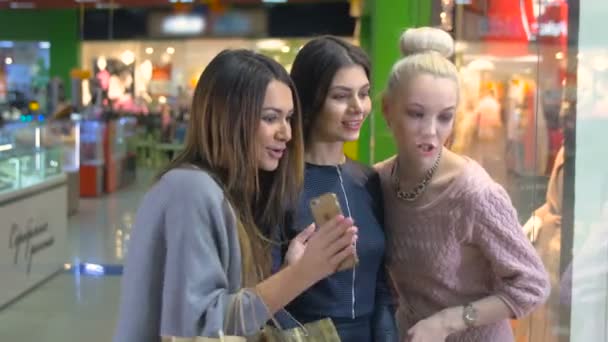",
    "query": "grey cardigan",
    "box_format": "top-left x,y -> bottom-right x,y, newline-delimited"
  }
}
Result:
113,168 -> 270,342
